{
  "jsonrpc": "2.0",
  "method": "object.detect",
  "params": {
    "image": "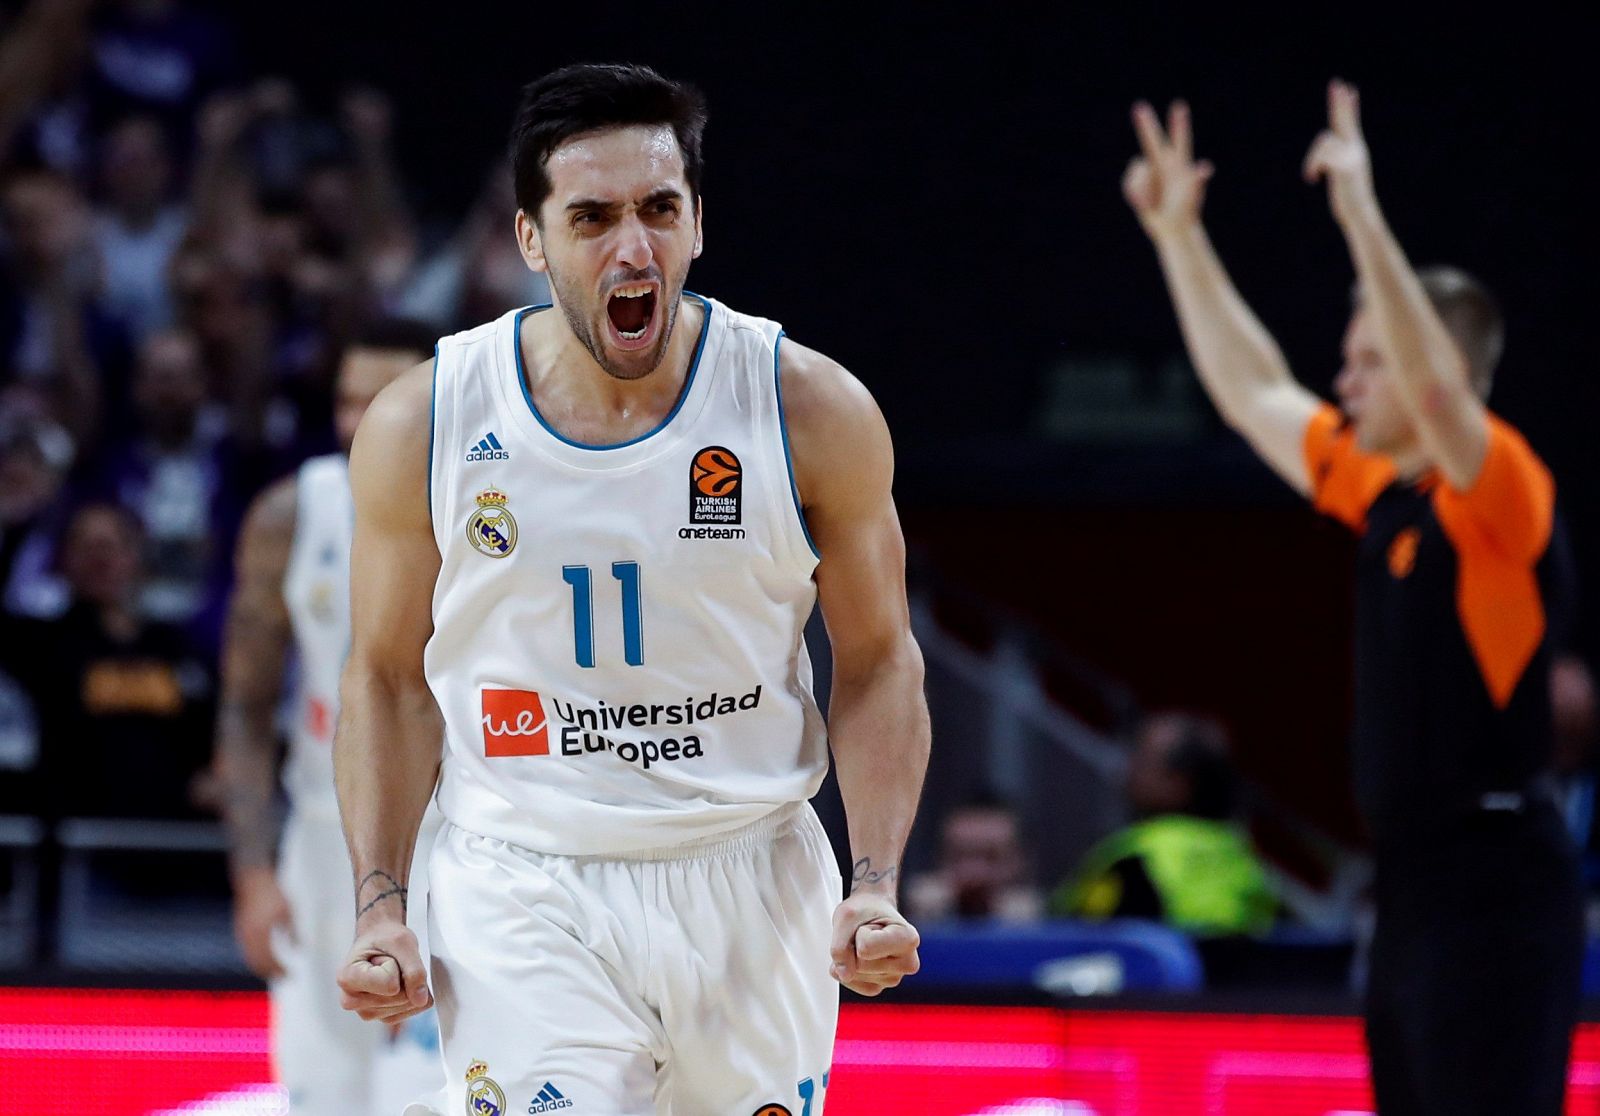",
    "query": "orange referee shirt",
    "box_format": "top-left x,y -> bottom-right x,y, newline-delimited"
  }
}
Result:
1303,405 -> 1568,838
